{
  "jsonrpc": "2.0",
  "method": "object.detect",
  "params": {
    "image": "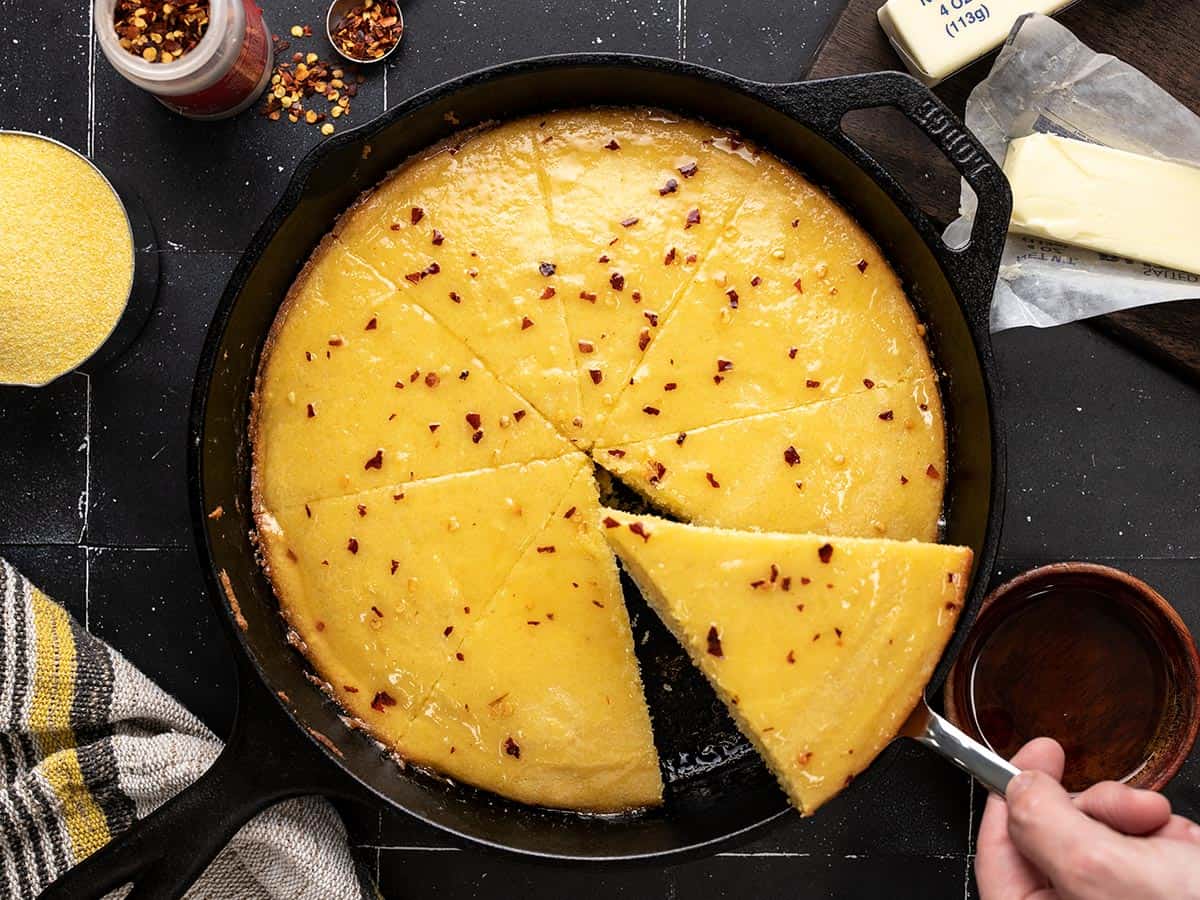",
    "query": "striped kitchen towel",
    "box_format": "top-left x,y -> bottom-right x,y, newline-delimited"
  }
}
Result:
0,558 -> 376,899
